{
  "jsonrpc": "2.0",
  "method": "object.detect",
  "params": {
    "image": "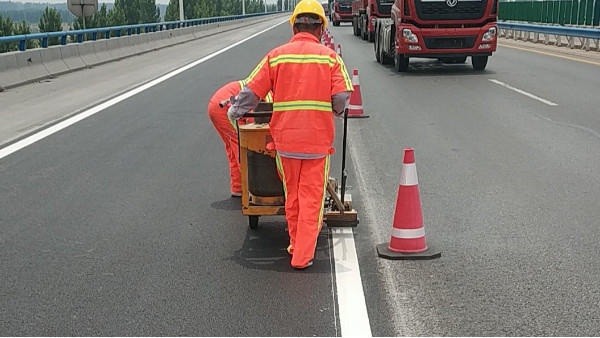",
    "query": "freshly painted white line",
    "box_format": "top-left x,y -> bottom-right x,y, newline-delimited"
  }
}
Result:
332,228 -> 373,337
489,79 -> 558,106
0,19 -> 287,161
